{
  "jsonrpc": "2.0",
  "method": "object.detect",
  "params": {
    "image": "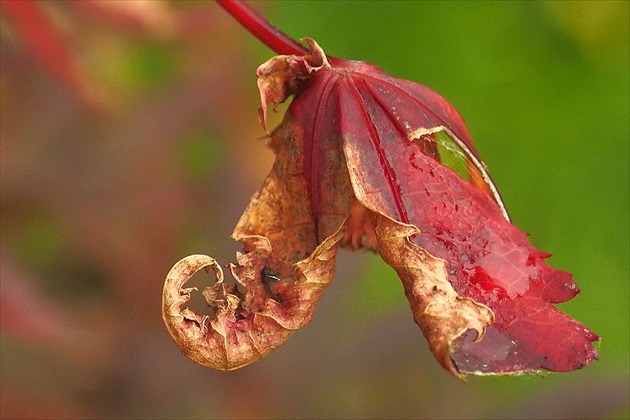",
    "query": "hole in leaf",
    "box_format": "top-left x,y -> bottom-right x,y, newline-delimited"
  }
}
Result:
433,130 -> 471,182
182,265 -> 244,319
183,269 -> 217,317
